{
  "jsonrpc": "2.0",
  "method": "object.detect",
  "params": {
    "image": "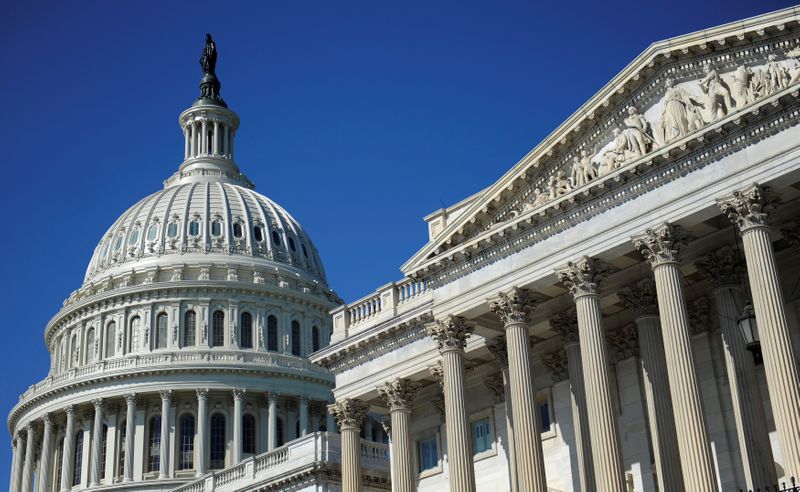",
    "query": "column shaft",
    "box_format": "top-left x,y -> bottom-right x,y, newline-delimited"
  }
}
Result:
574,293 -> 626,490
60,409 -> 76,492
653,262 -> 718,490
563,341 -> 596,492
190,123 -> 197,158
342,427 -> 362,492
299,398 -> 309,437
441,349 -> 476,492
390,410 -> 413,492
20,427 -> 35,492
90,401 -> 103,485
196,390 -> 208,475
38,418 -> 53,492
123,397 -> 135,482
267,395 -> 277,451
232,391 -> 243,464
159,393 -> 171,478
635,315 -> 683,491
212,121 -> 219,155
10,438 -> 21,492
